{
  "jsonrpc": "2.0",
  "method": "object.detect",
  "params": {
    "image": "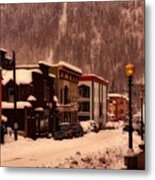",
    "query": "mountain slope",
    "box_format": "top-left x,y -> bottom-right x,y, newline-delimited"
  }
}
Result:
0,0 -> 144,92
